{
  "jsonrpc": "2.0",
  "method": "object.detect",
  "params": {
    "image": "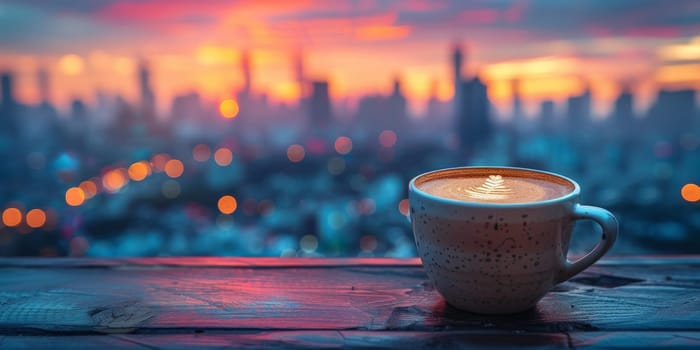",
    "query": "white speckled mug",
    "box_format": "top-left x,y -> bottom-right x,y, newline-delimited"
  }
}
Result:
408,166 -> 618,314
